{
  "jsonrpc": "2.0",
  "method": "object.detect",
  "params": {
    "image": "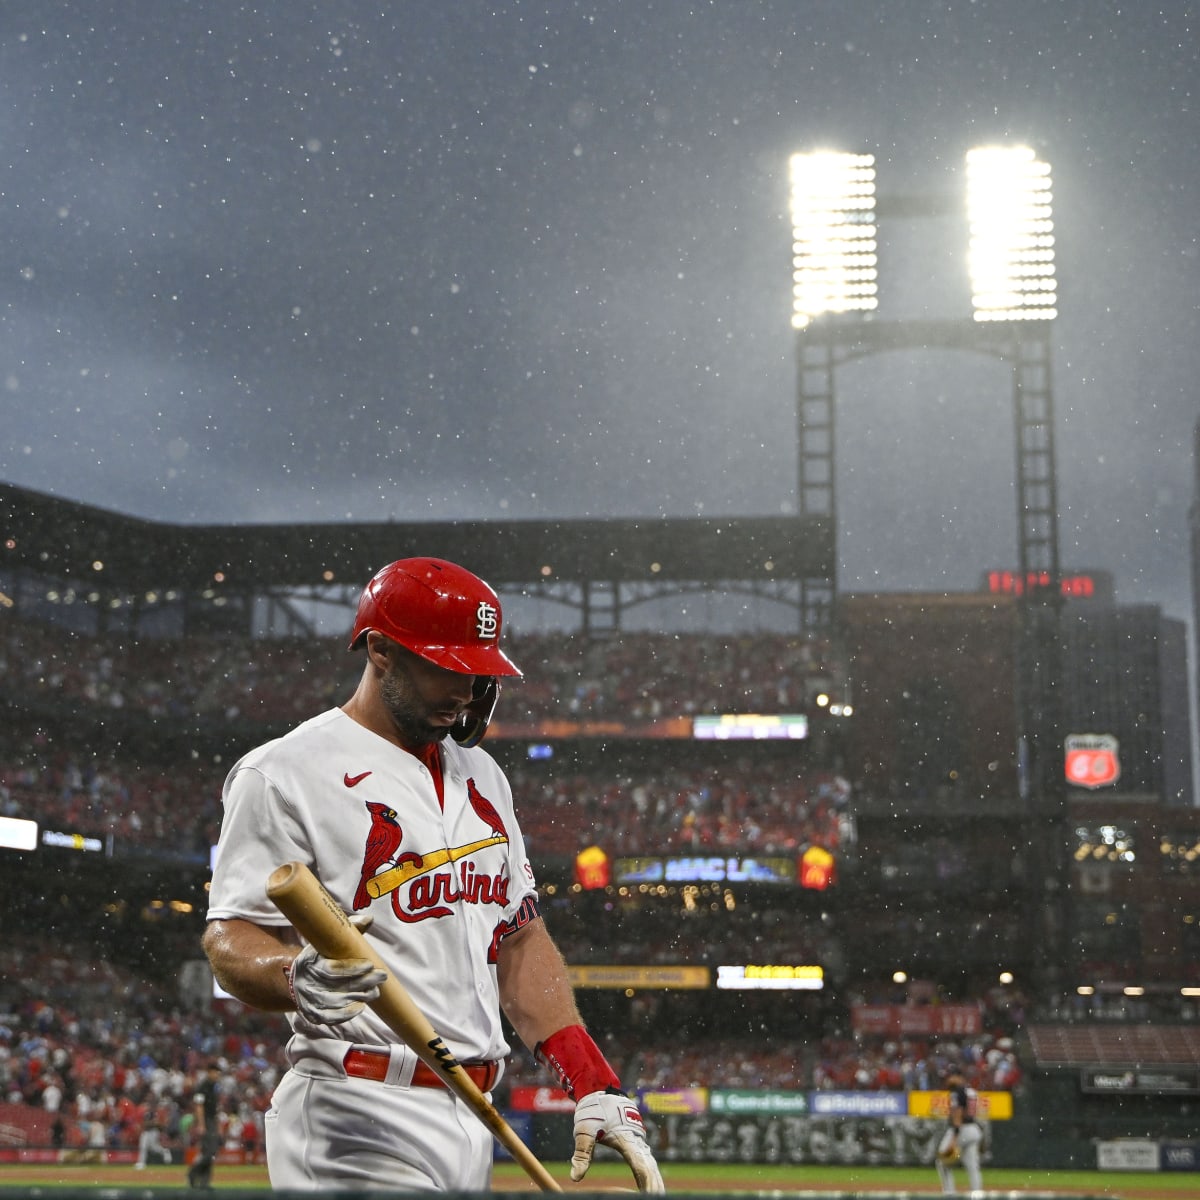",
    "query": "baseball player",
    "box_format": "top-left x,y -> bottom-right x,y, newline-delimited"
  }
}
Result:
934,1066 -> 984,1195
201,558 -> 663,1193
